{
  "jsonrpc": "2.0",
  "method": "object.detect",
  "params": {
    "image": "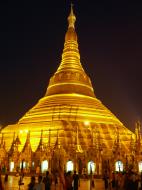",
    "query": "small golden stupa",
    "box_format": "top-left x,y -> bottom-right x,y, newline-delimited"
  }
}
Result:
1,5 -> 133,174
